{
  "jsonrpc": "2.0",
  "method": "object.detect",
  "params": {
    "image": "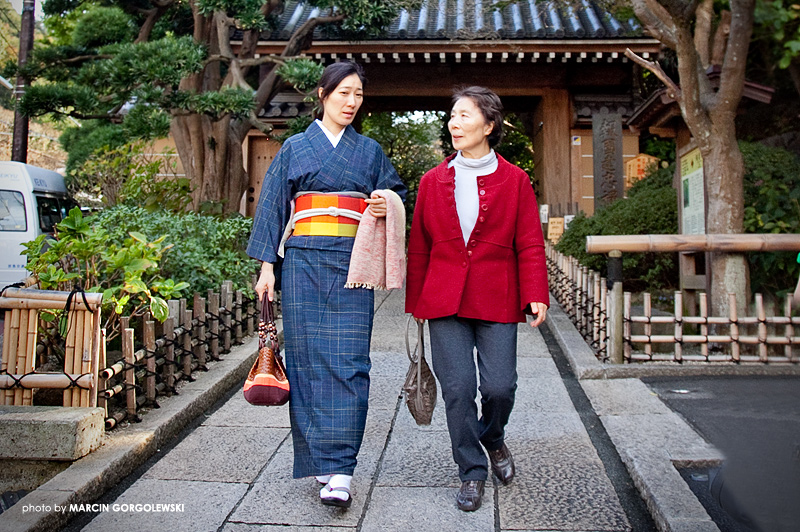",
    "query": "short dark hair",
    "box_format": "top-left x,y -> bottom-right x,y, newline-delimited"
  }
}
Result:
451,86 -> 504,148
317,61 -> 367,103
